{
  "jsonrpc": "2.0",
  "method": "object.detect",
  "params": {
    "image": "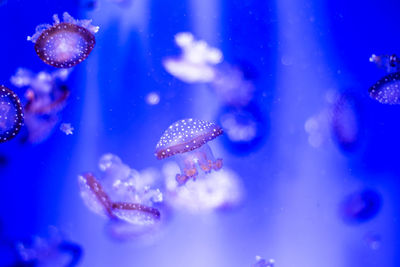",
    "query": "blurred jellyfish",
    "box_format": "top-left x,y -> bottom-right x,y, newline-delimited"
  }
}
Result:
15,227 -> 82,267
339,189 -> 382,224
145,92 -> 160,105
369,72 -> 400,104
218,104 -> 267,155
78,154 -> 163,241
304,91 -> 362,151
60,123 -> 74,135
331,93 -> 362,152
27,12 -> 99,68
0,86 -> 24,143
304,108 -> 331,148
370,54 -> 400,73
212,64 -> 256,107
163,32 -> 223,83
364,232 -> 382,250
155,118 -> 224,185
252,256 -> 275,267
11,68 -> 71,144
163,162 -> 243,212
